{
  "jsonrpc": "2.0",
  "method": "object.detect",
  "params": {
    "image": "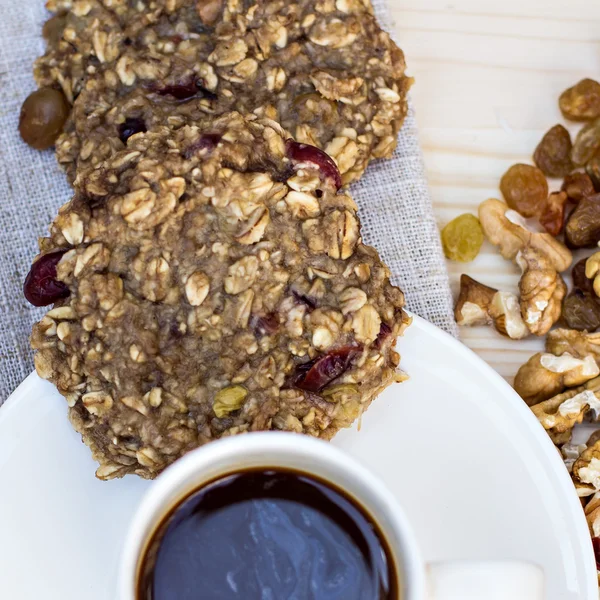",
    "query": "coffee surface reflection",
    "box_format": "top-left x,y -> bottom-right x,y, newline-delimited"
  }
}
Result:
138,469 -> 398,600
